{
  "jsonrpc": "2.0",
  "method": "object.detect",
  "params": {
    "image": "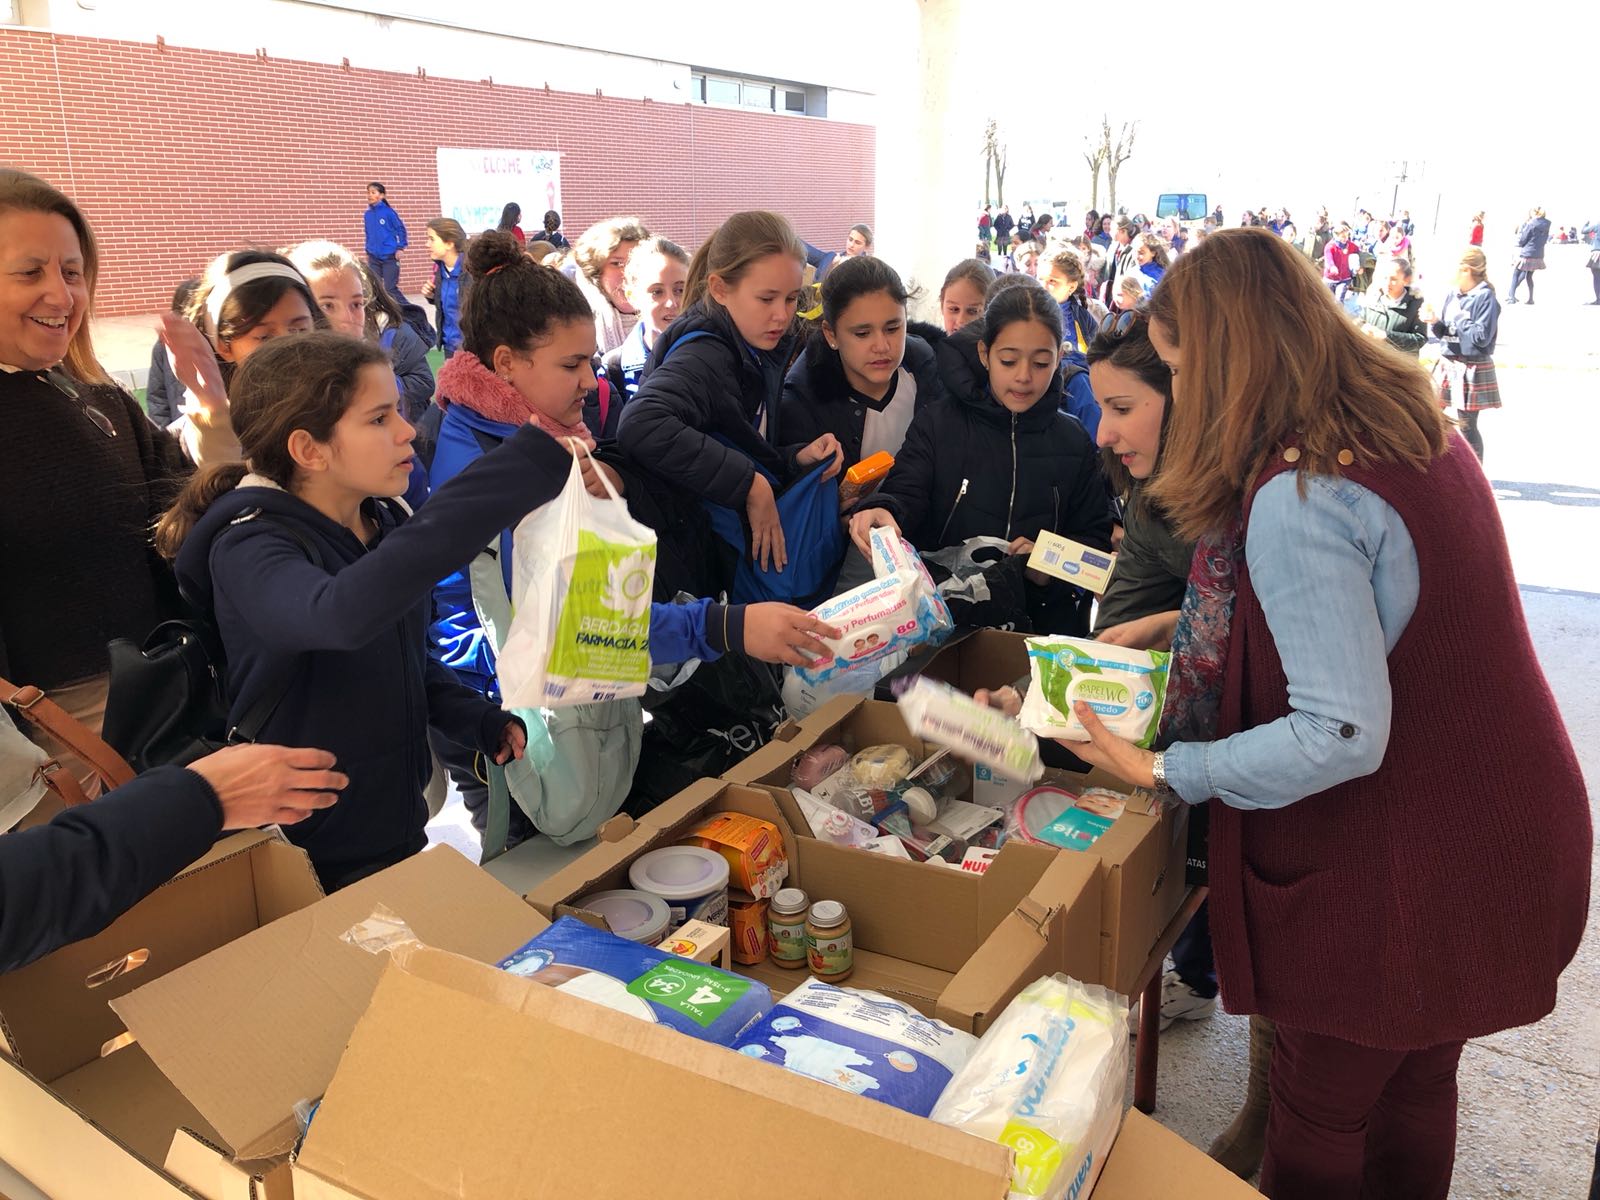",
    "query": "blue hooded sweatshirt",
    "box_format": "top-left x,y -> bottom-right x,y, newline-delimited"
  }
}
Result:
175,424 -> 572,889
